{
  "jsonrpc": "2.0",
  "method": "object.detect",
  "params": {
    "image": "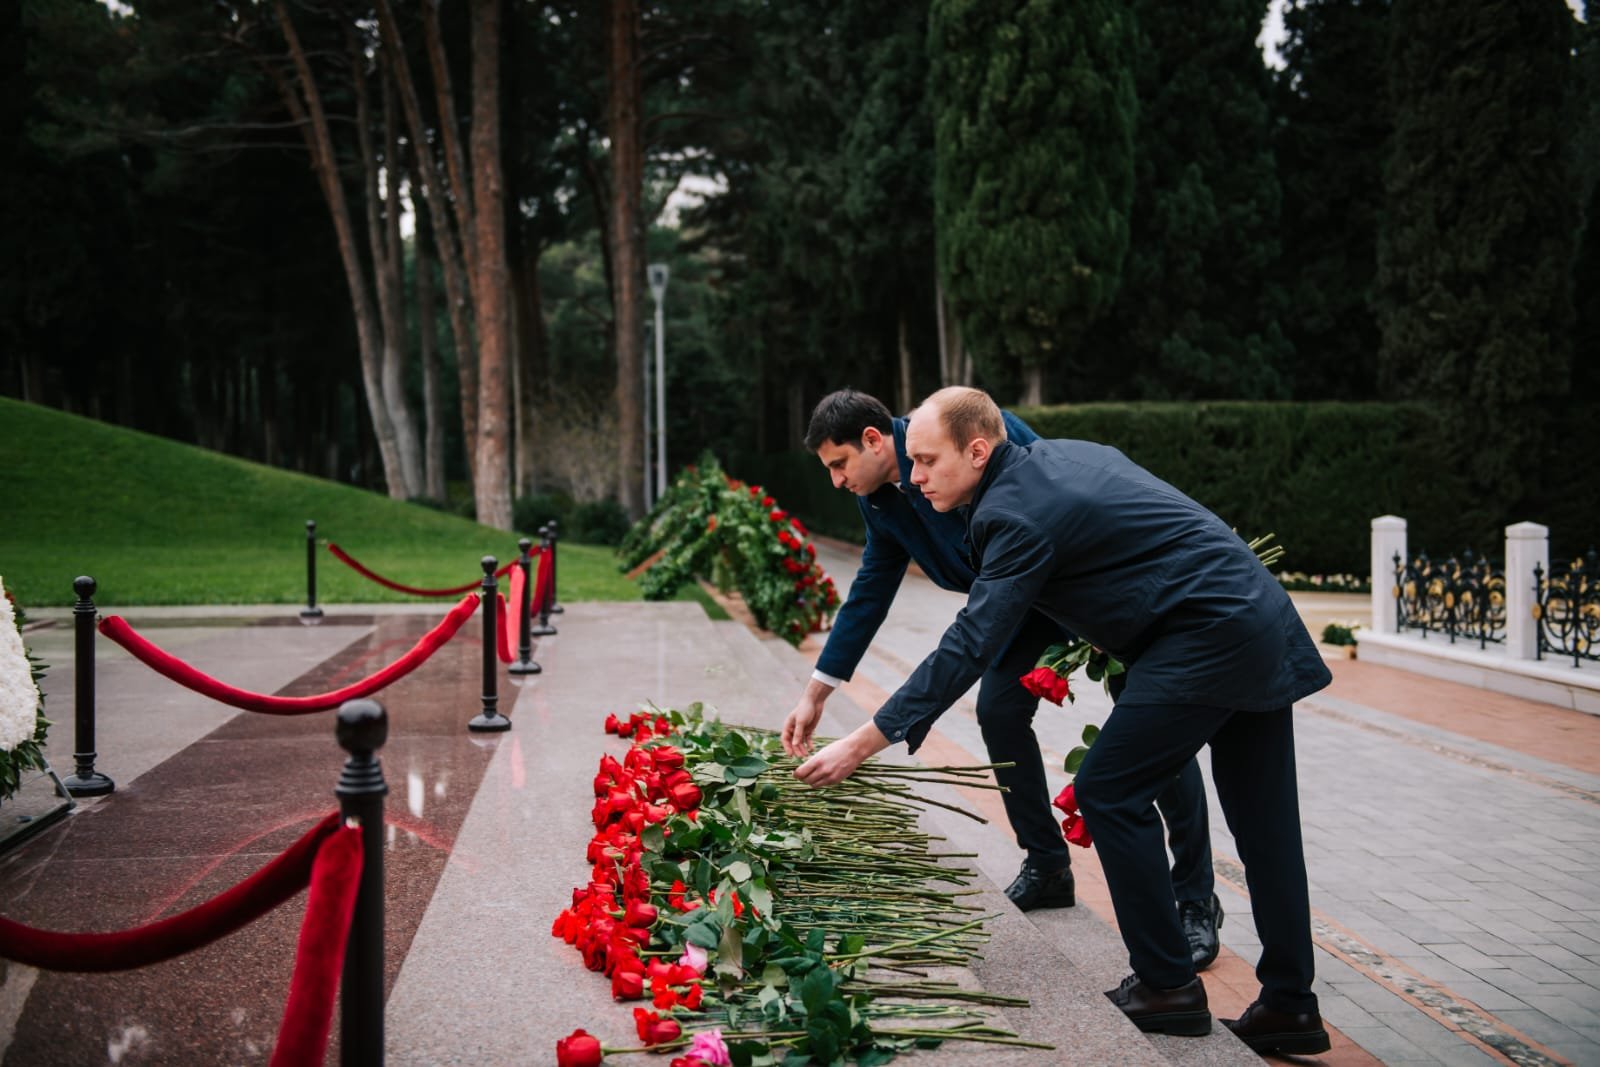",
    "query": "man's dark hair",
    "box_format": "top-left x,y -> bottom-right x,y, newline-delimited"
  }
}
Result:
803,389 -> 895,452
